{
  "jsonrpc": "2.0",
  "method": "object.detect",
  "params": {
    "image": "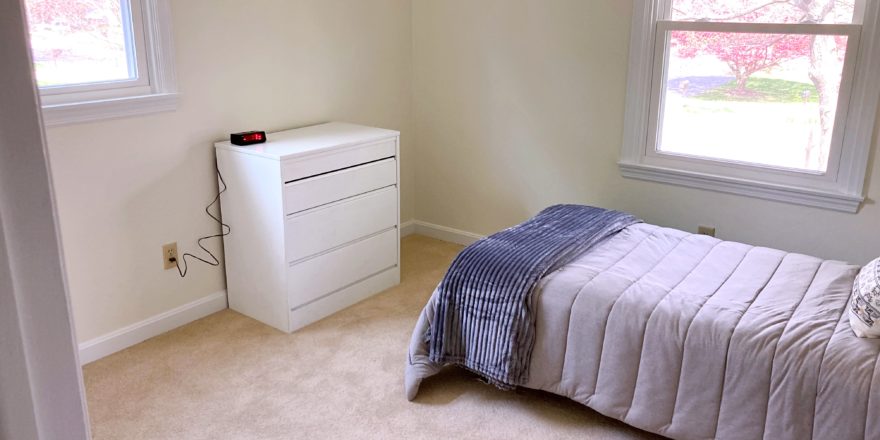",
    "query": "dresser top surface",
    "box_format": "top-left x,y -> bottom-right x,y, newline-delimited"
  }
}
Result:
215,122 -> 399,160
